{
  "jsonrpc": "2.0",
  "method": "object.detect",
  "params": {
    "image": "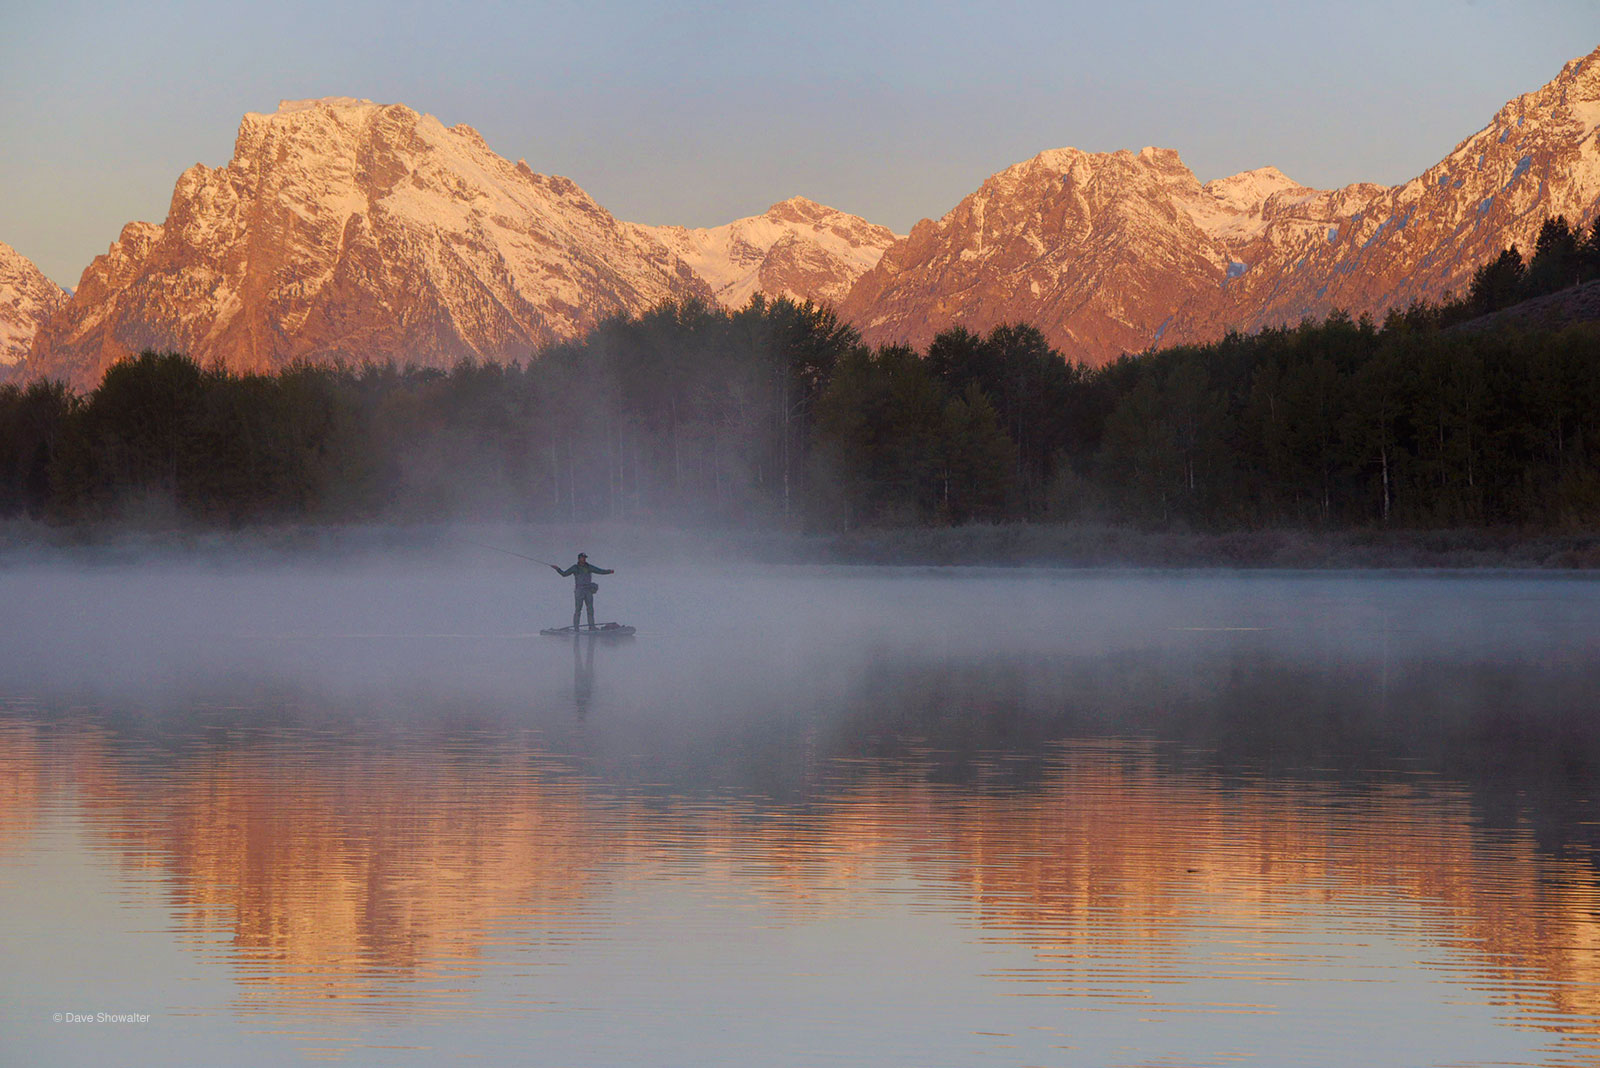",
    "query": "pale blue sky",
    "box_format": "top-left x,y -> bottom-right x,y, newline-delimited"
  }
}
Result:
1,0 -> 1595,288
